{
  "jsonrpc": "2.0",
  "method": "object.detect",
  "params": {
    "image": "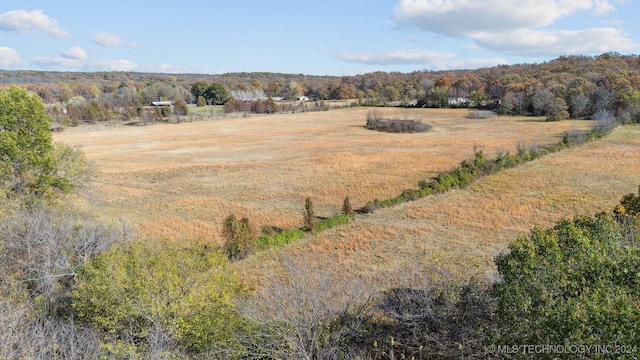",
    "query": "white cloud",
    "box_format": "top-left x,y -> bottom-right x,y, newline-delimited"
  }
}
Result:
0,46 -> 22,68
87,59 -> 139,72
337,48 -> 506,70
148,63 -> 186,73
31,55 -> 187,73
32,56 -> 83,69
61,46 -> 87,60
393,0 -> 615,36
91,31 -> 139,47
91,60 -> 186,73
475,27 -> 639,56
0,9 -> 68,39
444,57 -> 509,70
592,0 -> 615,15
390,0 -> 636,58
34,57 -> 138,72
338,49 -> 456,65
